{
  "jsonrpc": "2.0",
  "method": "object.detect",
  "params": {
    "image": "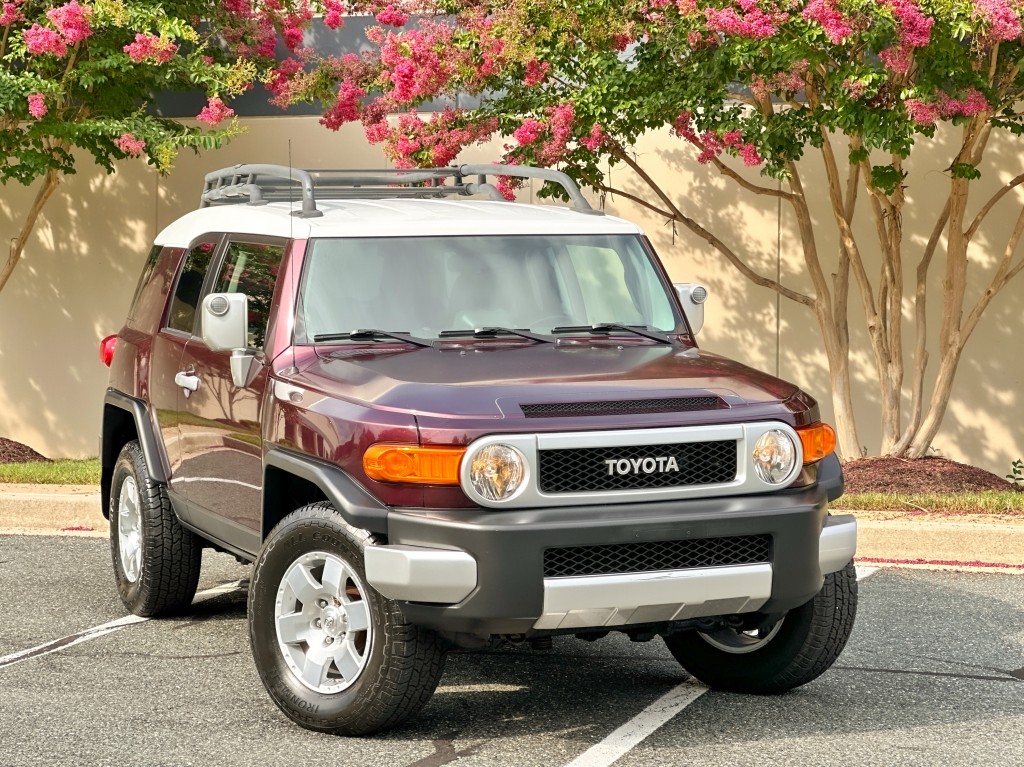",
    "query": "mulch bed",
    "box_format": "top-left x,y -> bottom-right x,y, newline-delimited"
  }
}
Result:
0,437 -> 49,464
842,455 -> 1016,494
